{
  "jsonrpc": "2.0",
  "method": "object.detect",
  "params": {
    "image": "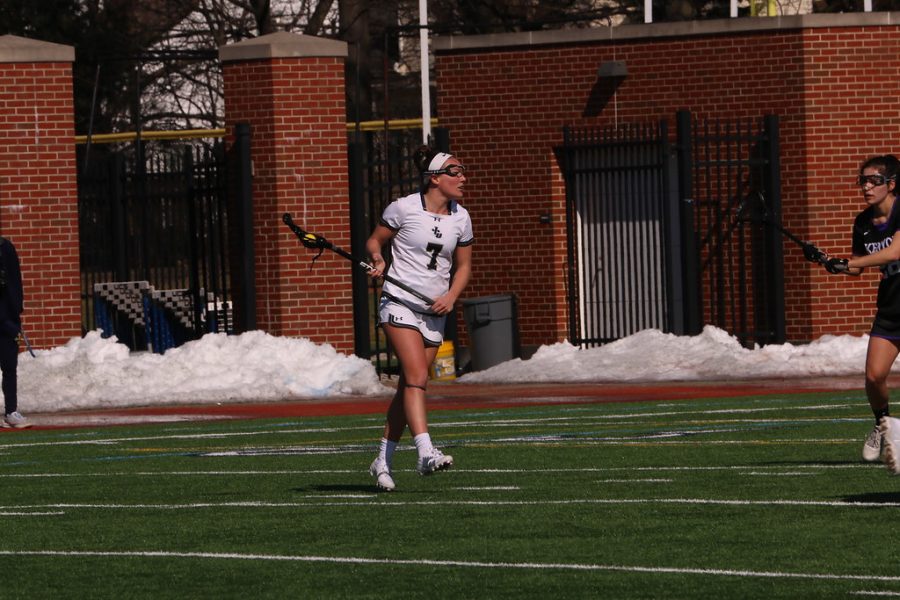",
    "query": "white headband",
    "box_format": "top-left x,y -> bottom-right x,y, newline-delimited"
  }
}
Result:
426,152 -> 453,172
